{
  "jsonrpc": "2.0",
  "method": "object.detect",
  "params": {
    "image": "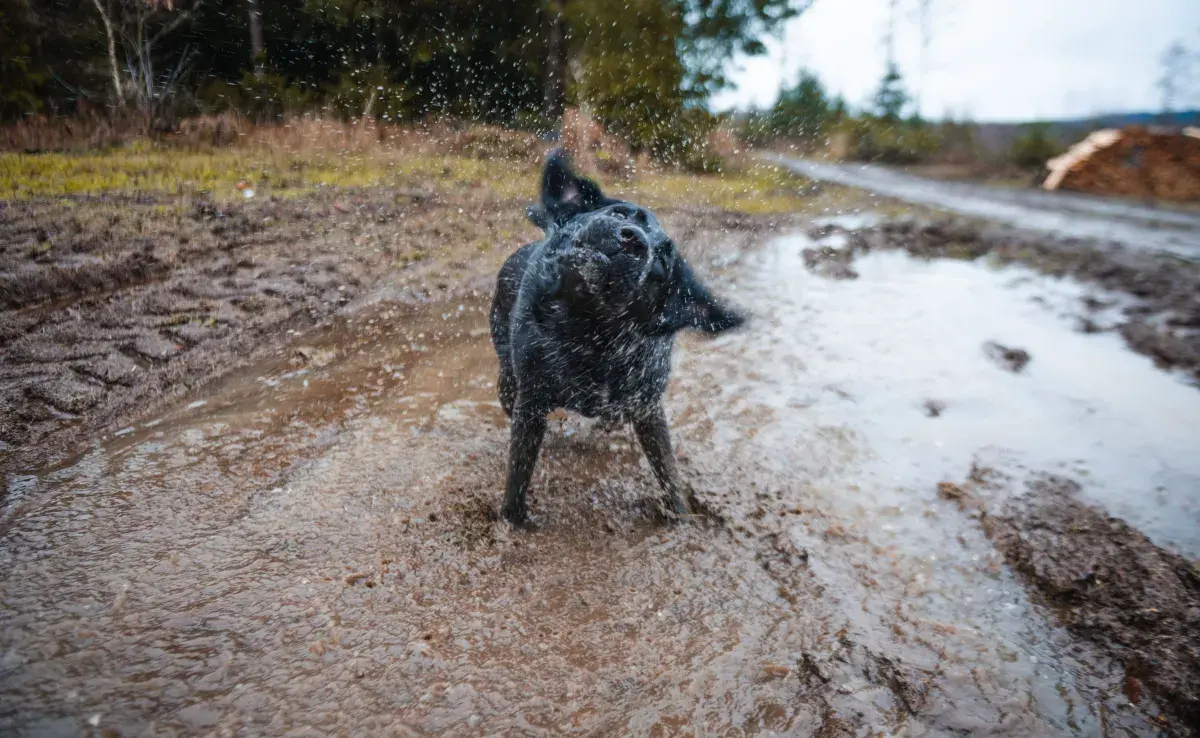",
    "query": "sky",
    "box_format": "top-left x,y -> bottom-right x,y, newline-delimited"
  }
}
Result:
710,0 -> 1200,122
